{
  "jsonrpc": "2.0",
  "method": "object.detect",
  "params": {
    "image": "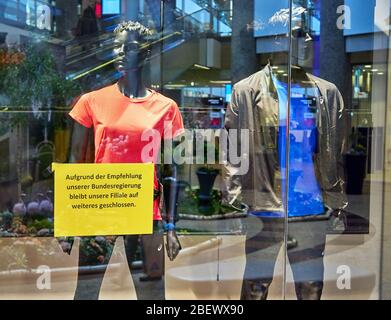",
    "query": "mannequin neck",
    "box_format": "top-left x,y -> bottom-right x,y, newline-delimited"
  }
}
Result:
118,68 -> 148,99
291,65 -> 308,81
271,64 -> 309,84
